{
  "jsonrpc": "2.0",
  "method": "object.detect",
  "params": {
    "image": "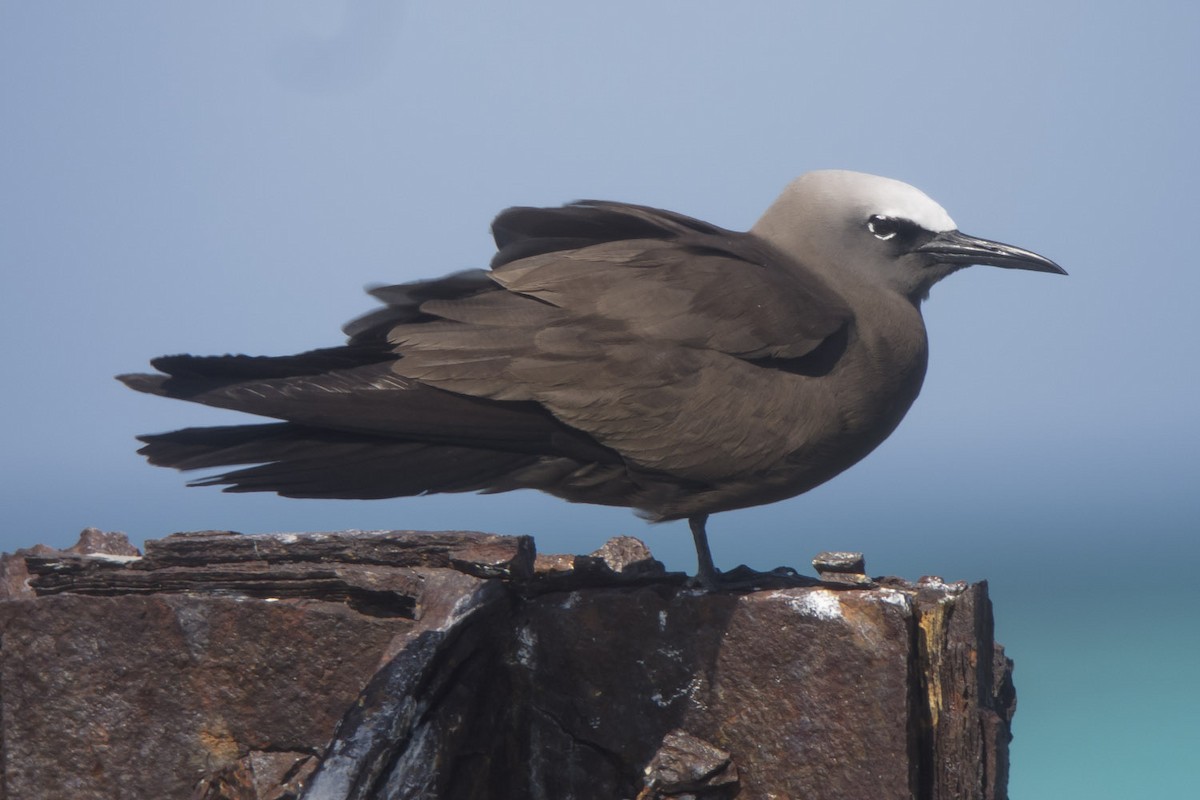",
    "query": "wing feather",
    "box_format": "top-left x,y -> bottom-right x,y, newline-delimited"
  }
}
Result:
123,198 -> 860,512
374,202 -> 856,480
